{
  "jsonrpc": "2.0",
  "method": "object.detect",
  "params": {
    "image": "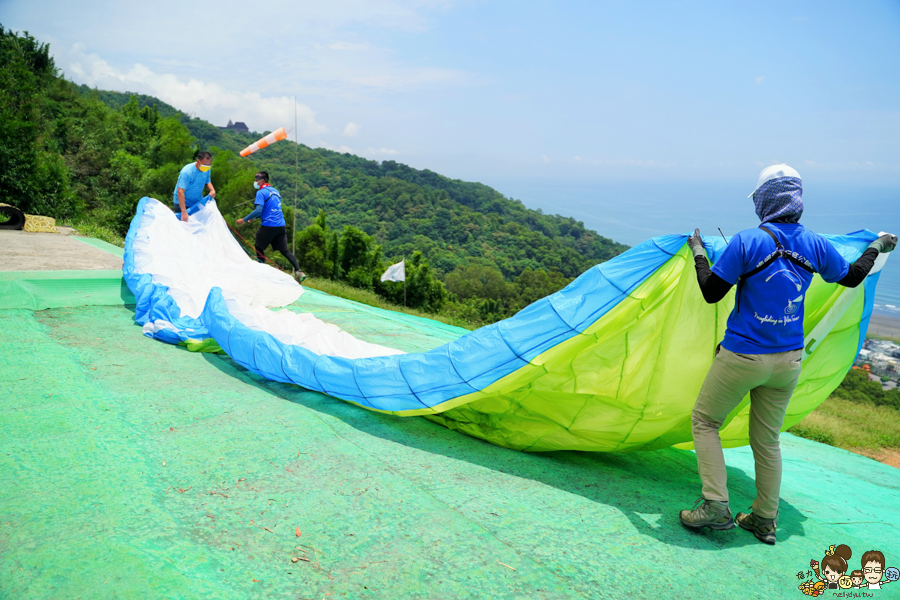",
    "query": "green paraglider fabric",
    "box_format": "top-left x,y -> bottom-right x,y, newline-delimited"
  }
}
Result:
425,245 -> 871,452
